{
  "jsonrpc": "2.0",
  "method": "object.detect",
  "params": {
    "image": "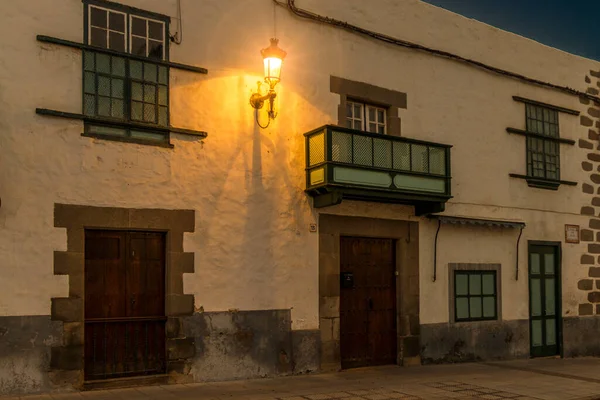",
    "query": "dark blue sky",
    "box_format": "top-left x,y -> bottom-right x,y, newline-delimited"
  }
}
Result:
423,0 -> 600,61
